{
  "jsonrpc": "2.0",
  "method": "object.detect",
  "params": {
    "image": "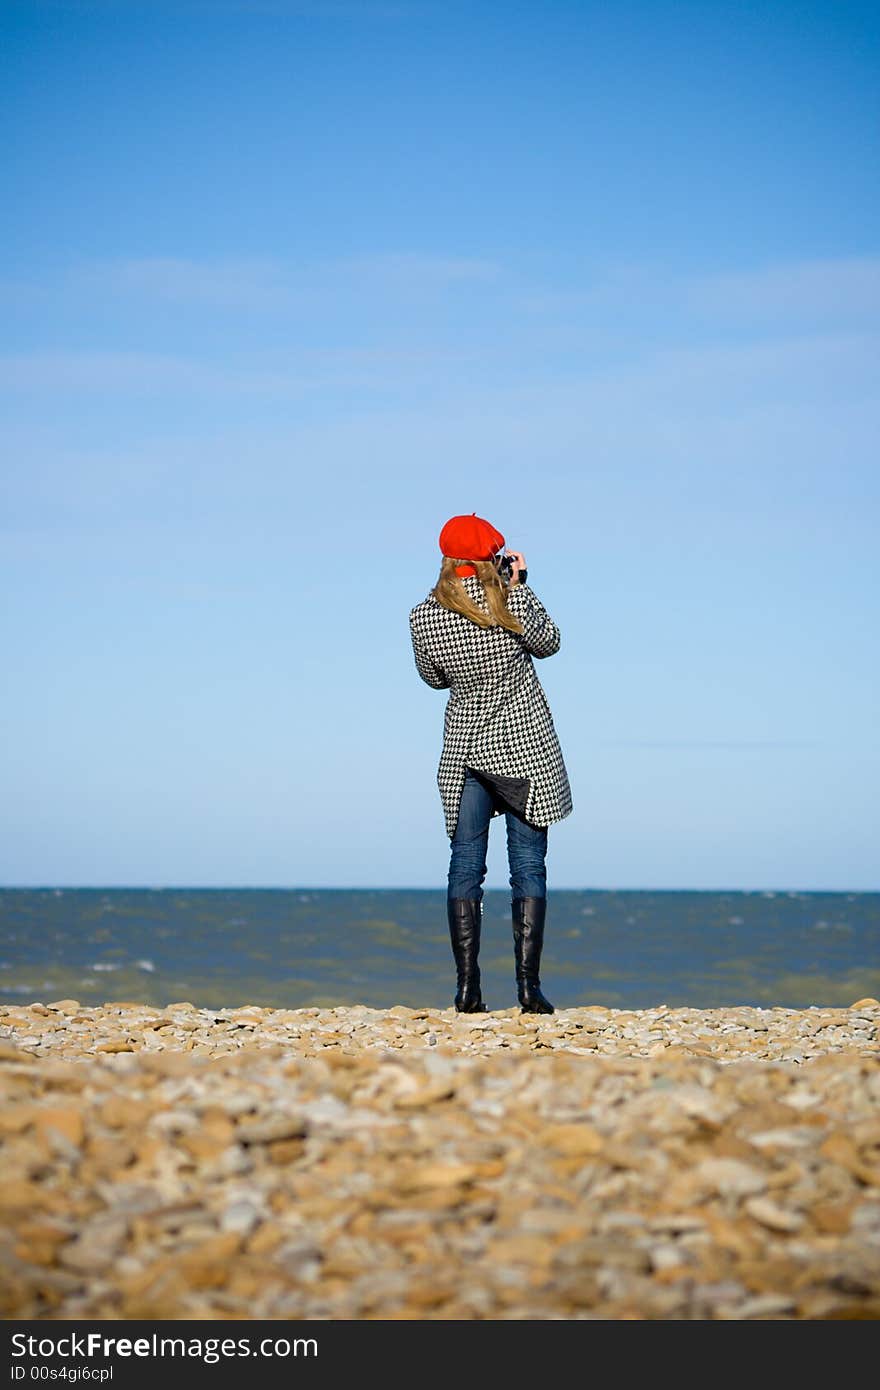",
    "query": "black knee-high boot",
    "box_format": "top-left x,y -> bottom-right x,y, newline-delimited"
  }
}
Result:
447,897 -> 487,1013
512,896 -> 554,1013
